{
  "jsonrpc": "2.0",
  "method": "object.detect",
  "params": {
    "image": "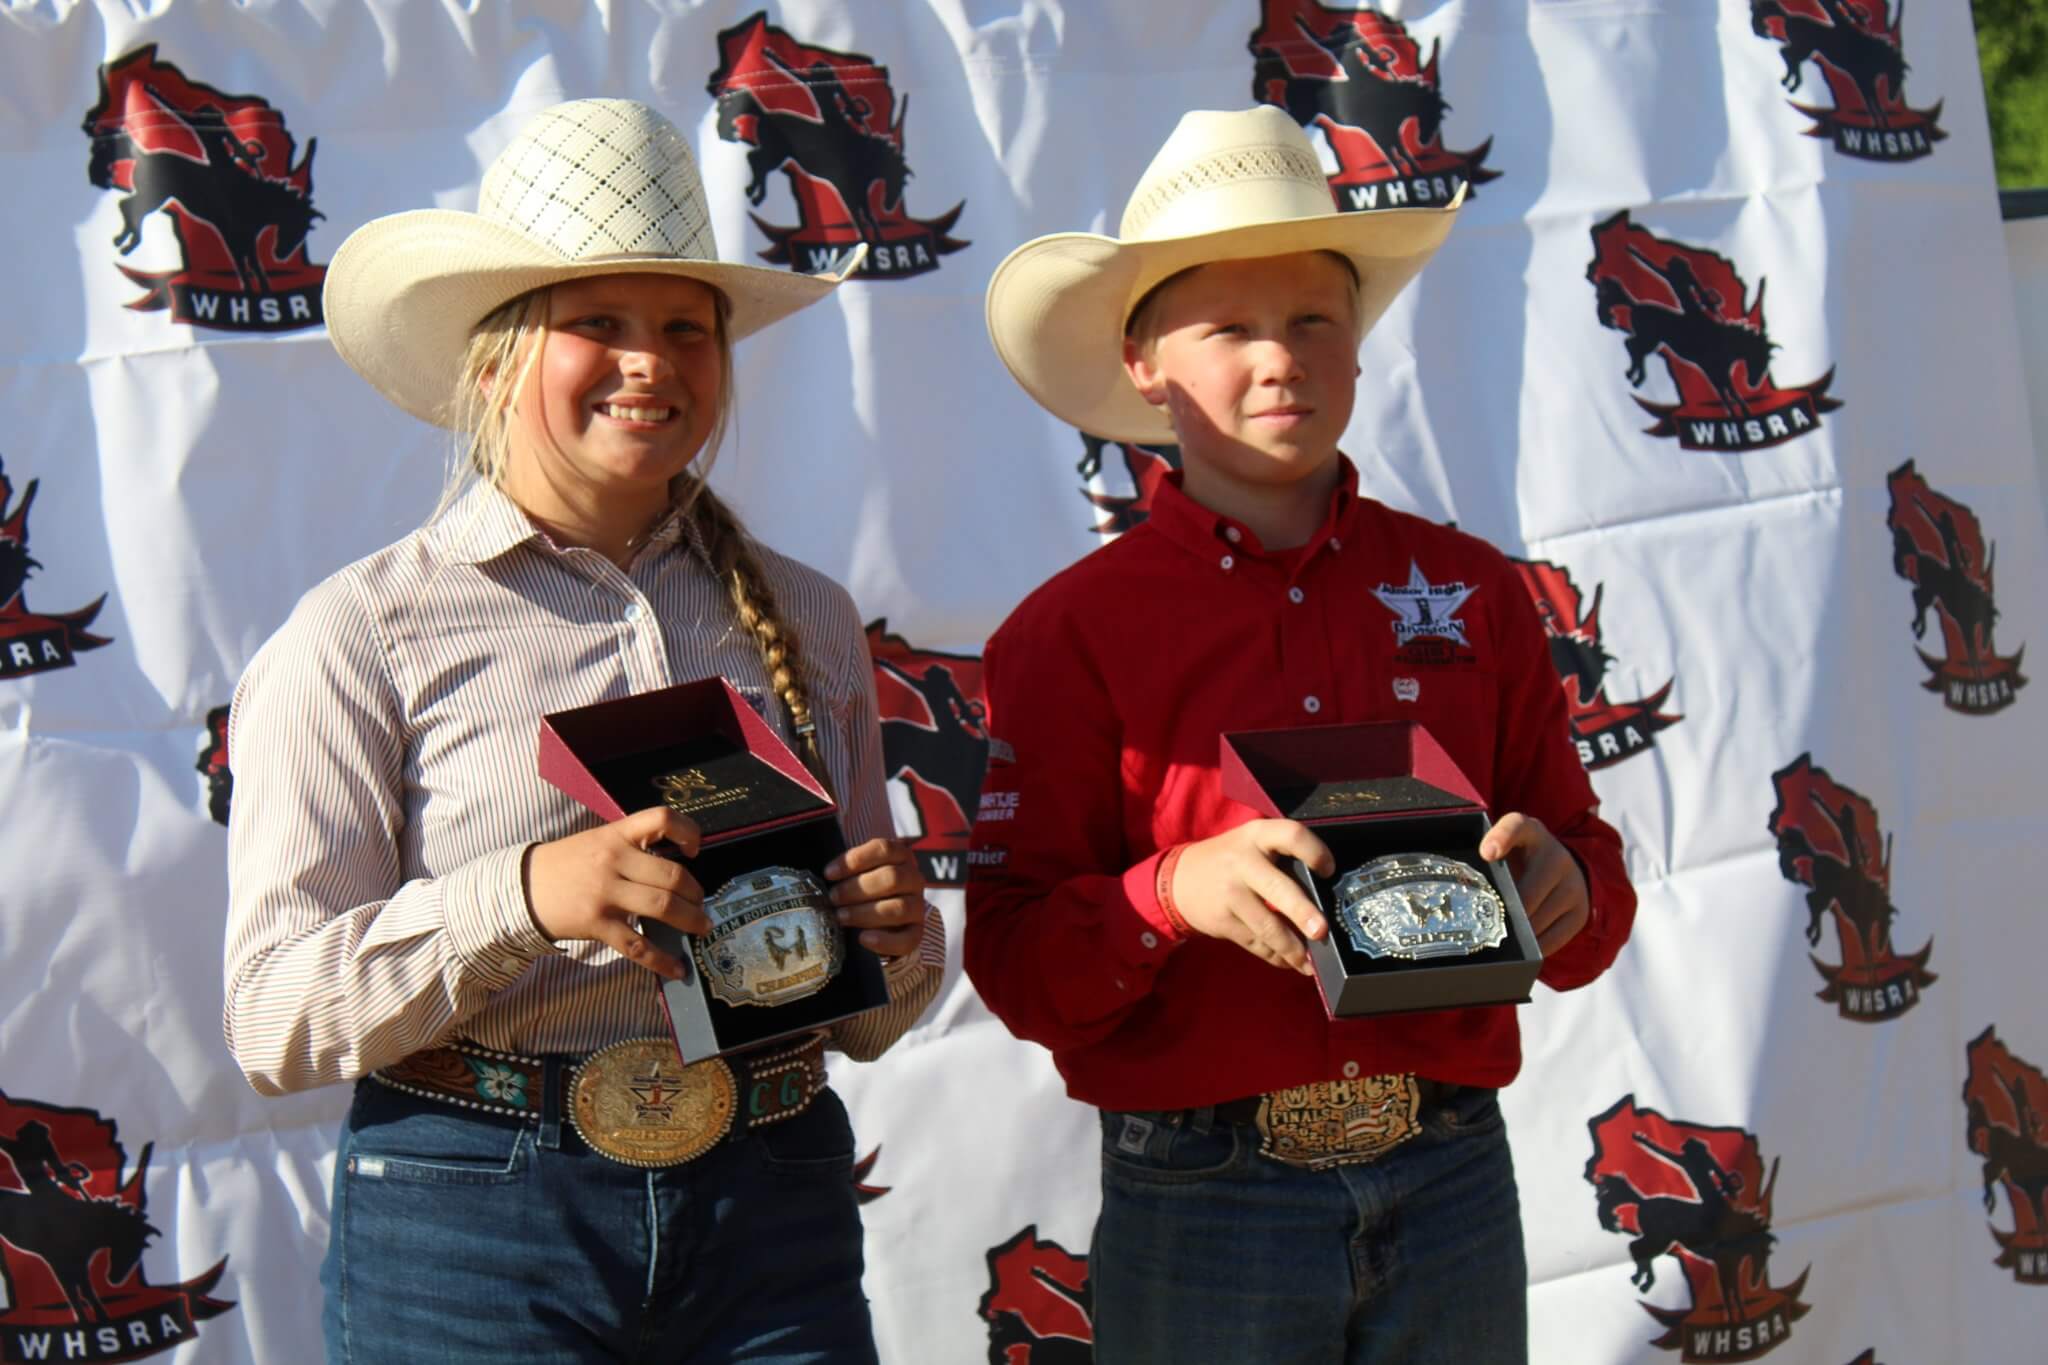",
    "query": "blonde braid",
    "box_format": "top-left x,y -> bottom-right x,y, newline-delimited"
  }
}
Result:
688,485 -> 835,797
